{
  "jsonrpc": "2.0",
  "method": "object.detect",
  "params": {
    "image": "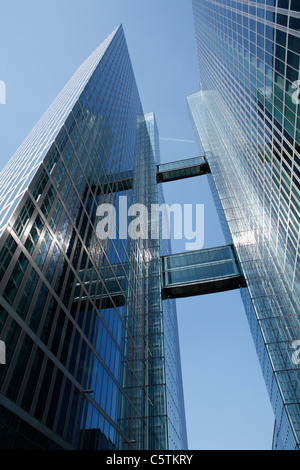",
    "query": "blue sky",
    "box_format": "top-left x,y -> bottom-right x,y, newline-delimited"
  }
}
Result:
0,0 -> 275,450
